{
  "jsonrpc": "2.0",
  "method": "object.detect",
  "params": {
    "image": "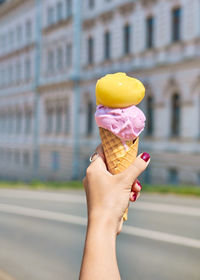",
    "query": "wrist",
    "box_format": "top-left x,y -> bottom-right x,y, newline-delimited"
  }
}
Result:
88,211 -> 118,236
